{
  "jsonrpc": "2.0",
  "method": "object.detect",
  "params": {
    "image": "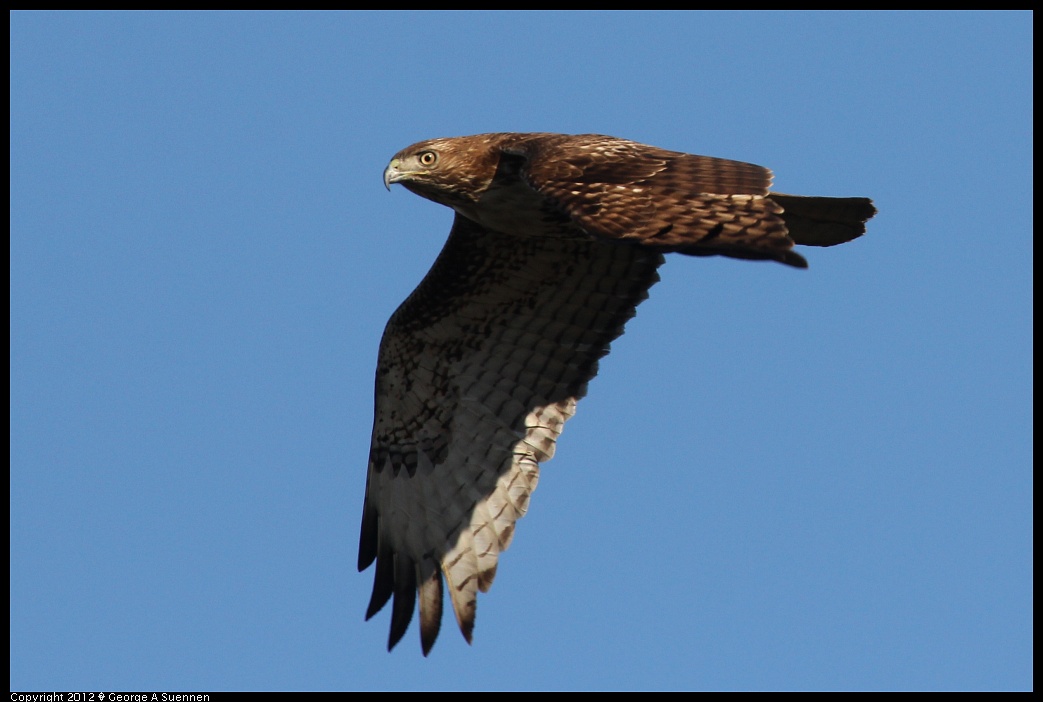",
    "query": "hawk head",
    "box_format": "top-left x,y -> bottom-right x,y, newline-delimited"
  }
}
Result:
383,134 -> 513,210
